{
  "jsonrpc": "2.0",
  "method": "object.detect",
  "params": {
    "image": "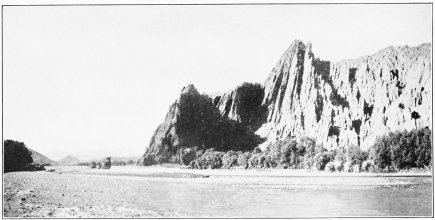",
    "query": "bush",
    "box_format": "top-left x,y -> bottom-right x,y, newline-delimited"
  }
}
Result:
312,151 -> 335,171
369,127 -> 432,170
27,164 -> 45,171
264,137 -> 311,169
346,144 -> 368,166
4,140 -> 34,173
343,161 -> 352,172
222,150 -> 239,169
248,153 -> 261,169
324,162 -> 335,172
237,152 -> 252,169
191,149 -> 224,169
181,148 -> 196,165
304,142 -> 326,169
333,147 -> 346,162
361,160 -> 374,172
